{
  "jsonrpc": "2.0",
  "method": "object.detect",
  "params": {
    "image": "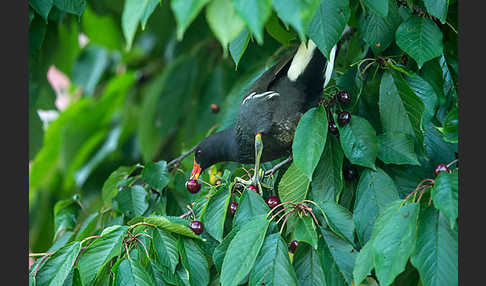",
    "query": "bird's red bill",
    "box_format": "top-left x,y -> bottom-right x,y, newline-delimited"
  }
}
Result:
190,159 -> 202,180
